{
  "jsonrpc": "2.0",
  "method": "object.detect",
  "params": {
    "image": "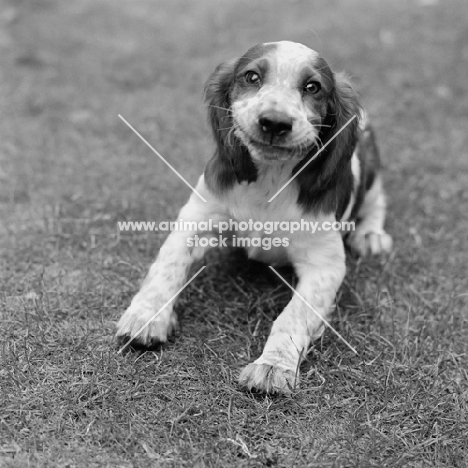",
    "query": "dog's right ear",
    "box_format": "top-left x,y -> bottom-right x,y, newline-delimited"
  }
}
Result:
204,58 -> 258,193
204,58 -> 239,148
